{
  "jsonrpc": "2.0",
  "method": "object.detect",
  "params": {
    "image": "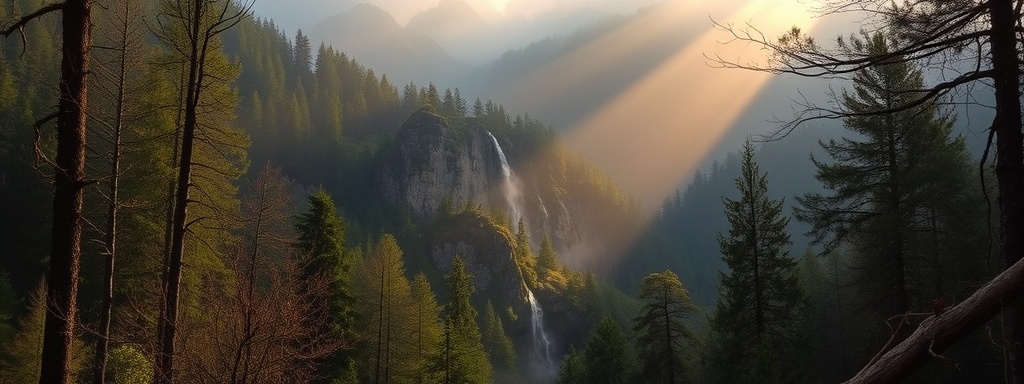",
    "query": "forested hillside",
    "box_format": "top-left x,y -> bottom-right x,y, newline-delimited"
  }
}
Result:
0,0 -> 1020,383
0,1 -> 642,382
